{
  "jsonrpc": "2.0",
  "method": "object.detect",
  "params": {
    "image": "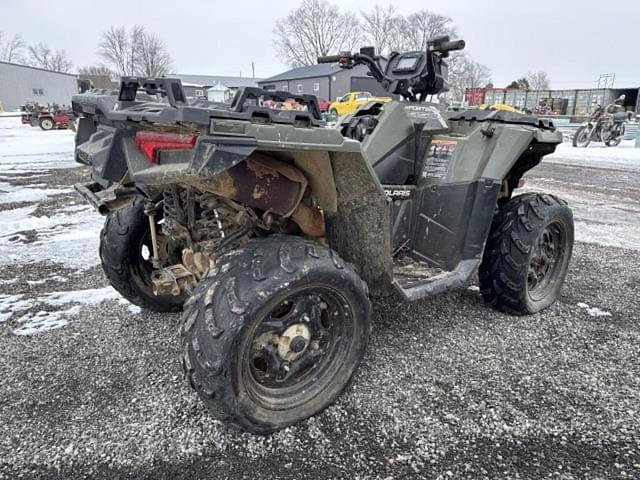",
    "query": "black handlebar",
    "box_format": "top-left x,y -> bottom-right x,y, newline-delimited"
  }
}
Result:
435,39 -> 466,52
317,54 -> 343,64
317,37 -> 466,101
